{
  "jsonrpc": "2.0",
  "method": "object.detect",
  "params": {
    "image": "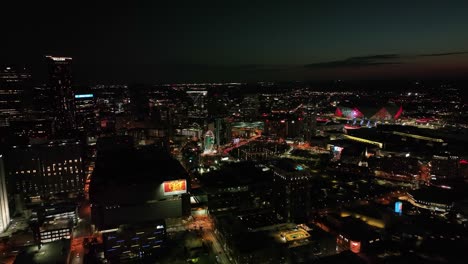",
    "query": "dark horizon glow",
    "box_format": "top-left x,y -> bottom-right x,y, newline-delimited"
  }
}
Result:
2,1 -> 468,83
